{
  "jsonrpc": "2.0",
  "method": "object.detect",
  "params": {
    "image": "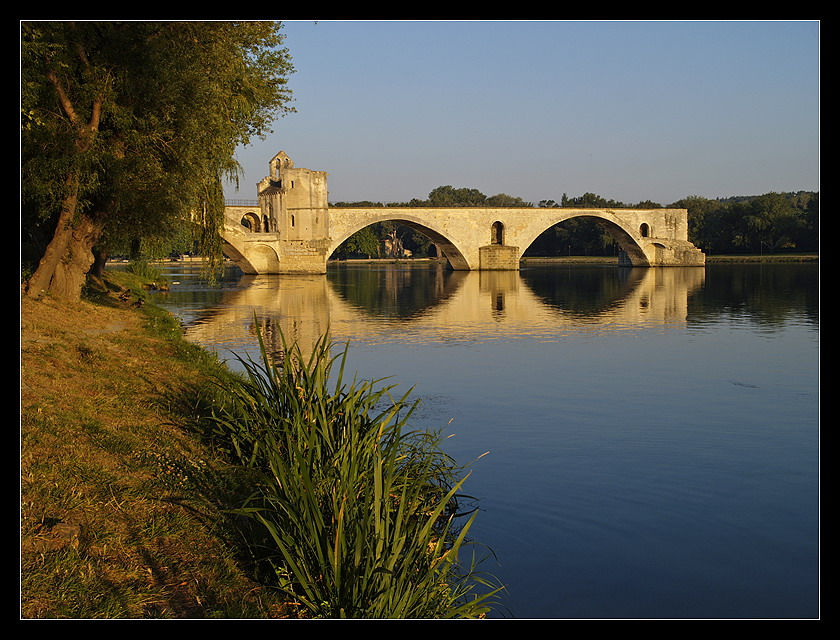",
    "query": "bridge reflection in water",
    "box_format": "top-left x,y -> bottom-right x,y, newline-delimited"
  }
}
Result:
181,264 -> 706,359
